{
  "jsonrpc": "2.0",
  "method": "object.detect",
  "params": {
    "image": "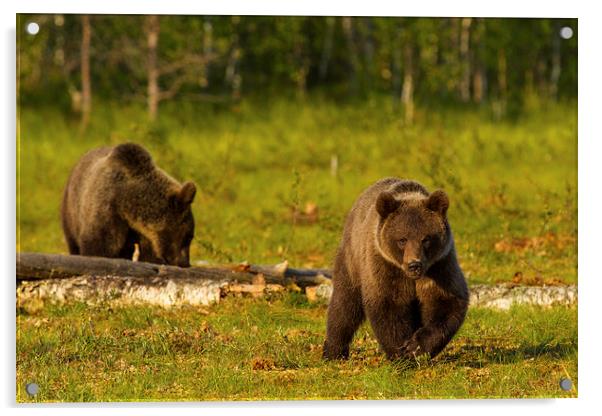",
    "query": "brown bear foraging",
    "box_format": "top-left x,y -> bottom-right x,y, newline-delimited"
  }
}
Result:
61,143 -> 197,267
323,177 -> 468,361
